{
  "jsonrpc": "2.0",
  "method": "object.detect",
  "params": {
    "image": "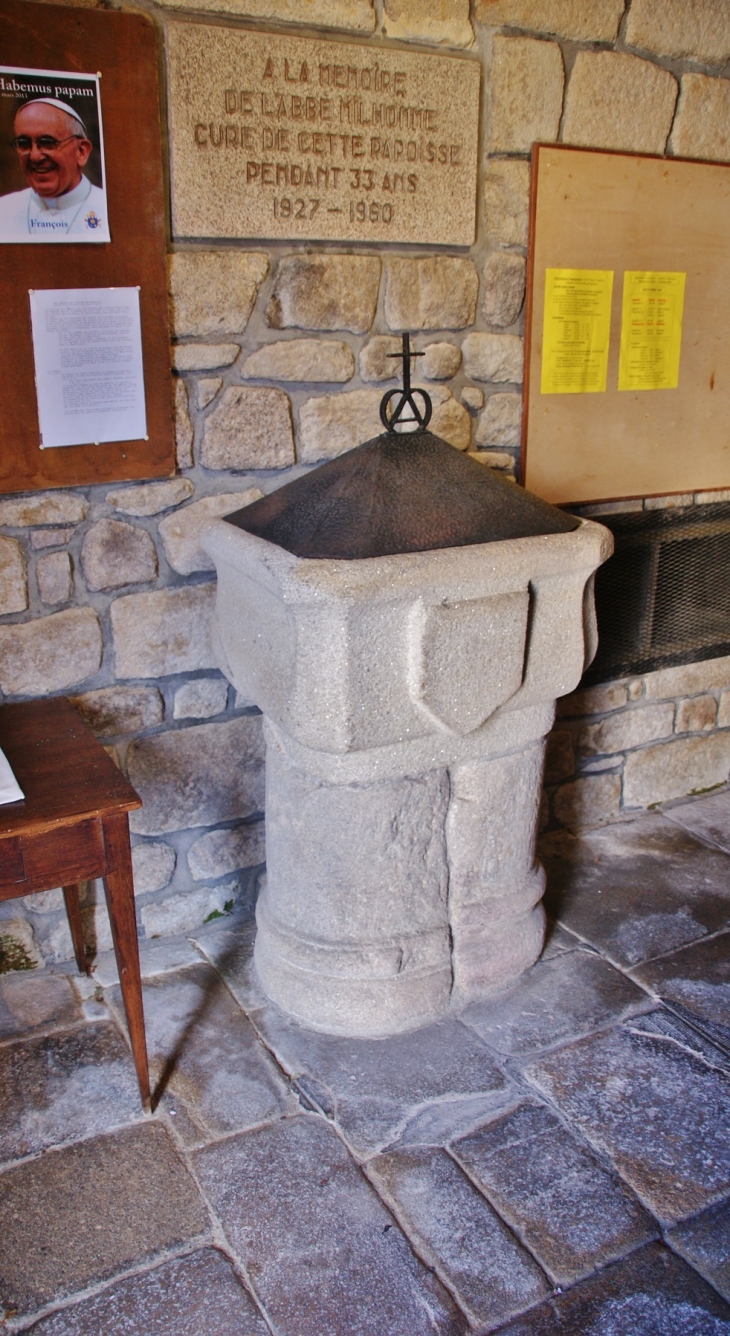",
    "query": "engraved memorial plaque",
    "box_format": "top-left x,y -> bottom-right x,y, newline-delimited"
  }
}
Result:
166,24 -> 480,247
